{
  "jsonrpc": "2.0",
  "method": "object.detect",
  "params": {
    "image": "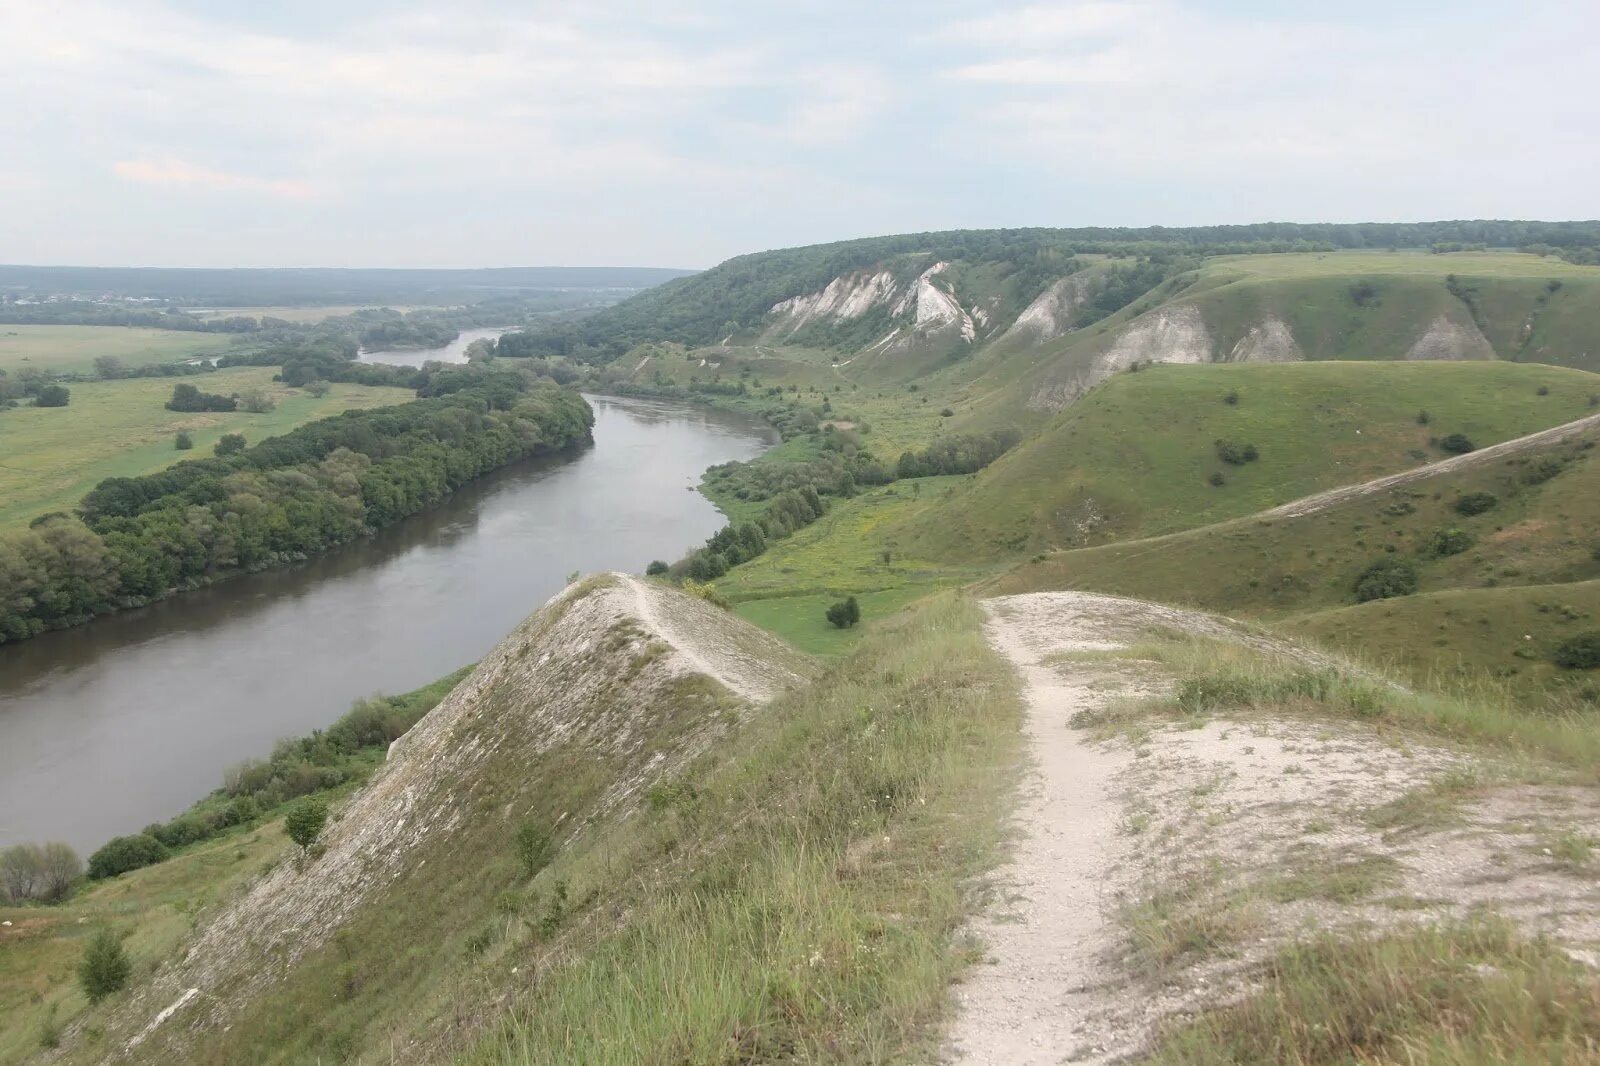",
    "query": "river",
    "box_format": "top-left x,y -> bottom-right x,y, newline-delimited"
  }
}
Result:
355,326 -> 505,367
0,394 -> 776,852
